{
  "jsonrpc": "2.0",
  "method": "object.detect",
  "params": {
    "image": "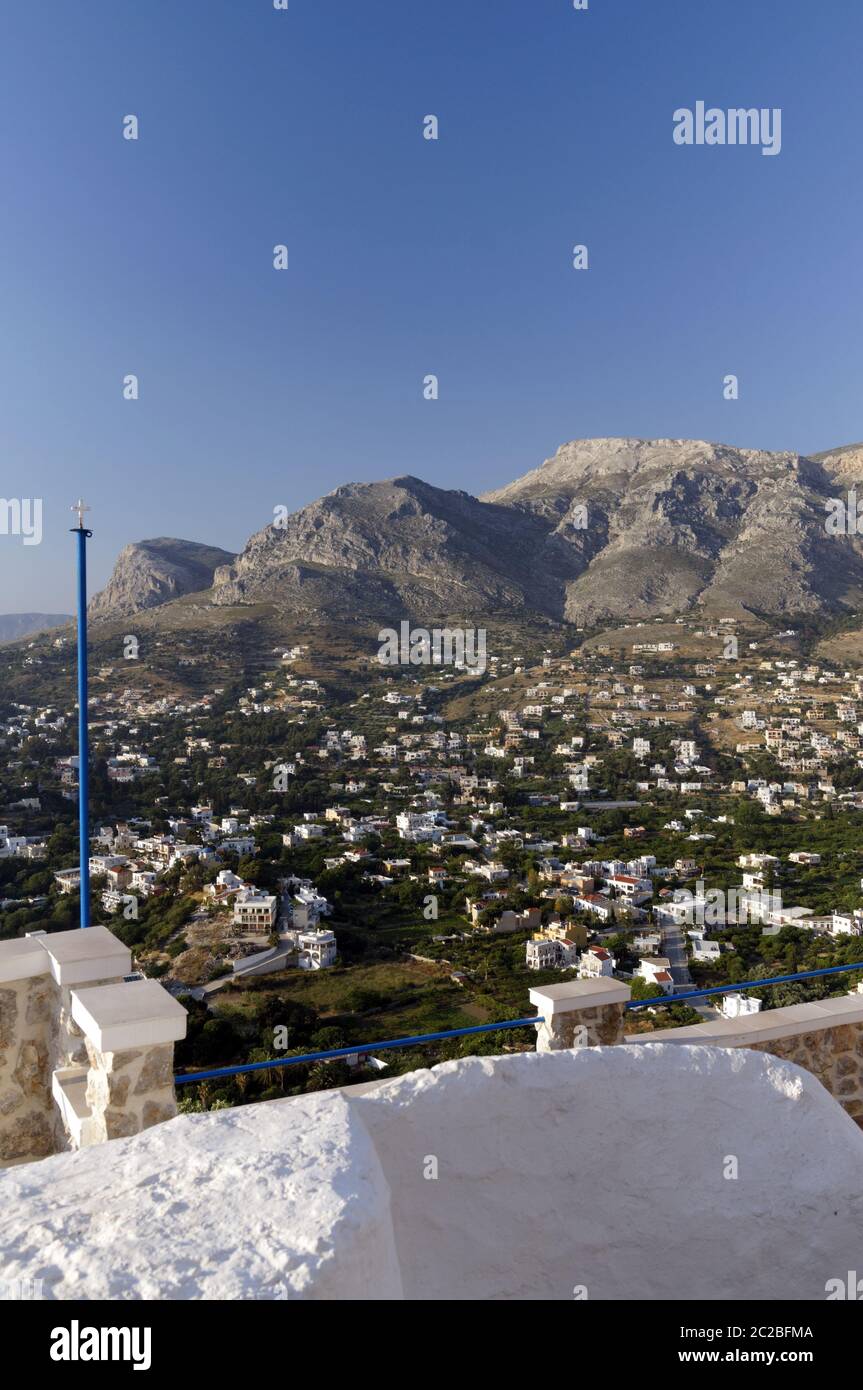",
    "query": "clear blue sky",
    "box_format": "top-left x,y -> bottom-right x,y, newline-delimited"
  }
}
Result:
1,0 -> 860,611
